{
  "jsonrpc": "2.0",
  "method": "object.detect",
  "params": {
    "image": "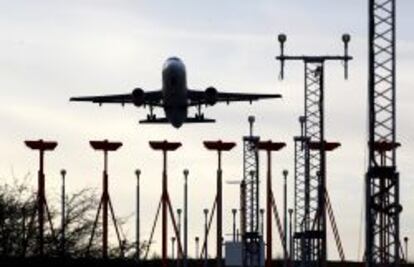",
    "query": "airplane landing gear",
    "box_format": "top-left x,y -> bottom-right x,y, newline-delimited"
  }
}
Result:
195,104 -> 205,121
147,106 -> 156,120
